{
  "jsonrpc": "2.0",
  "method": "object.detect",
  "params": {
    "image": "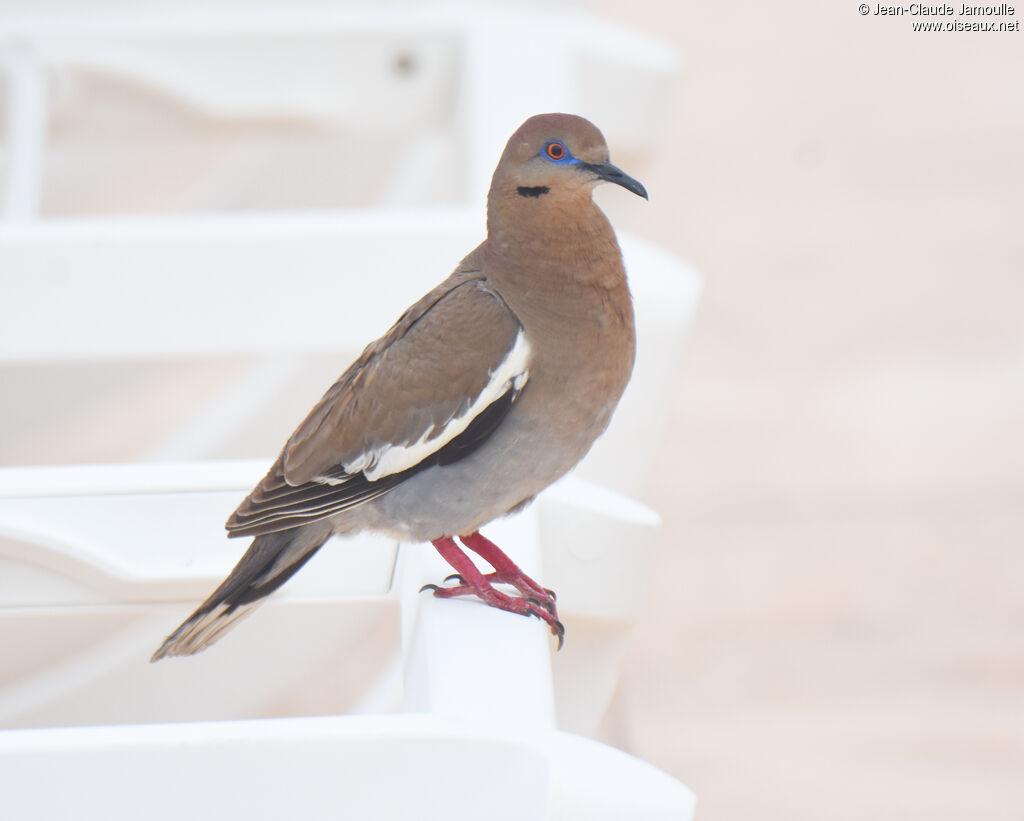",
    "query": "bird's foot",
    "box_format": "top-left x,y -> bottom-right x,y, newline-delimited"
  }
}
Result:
422,578 -> 564,648
429,570 -> 556,613
425,534 -> 564,649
